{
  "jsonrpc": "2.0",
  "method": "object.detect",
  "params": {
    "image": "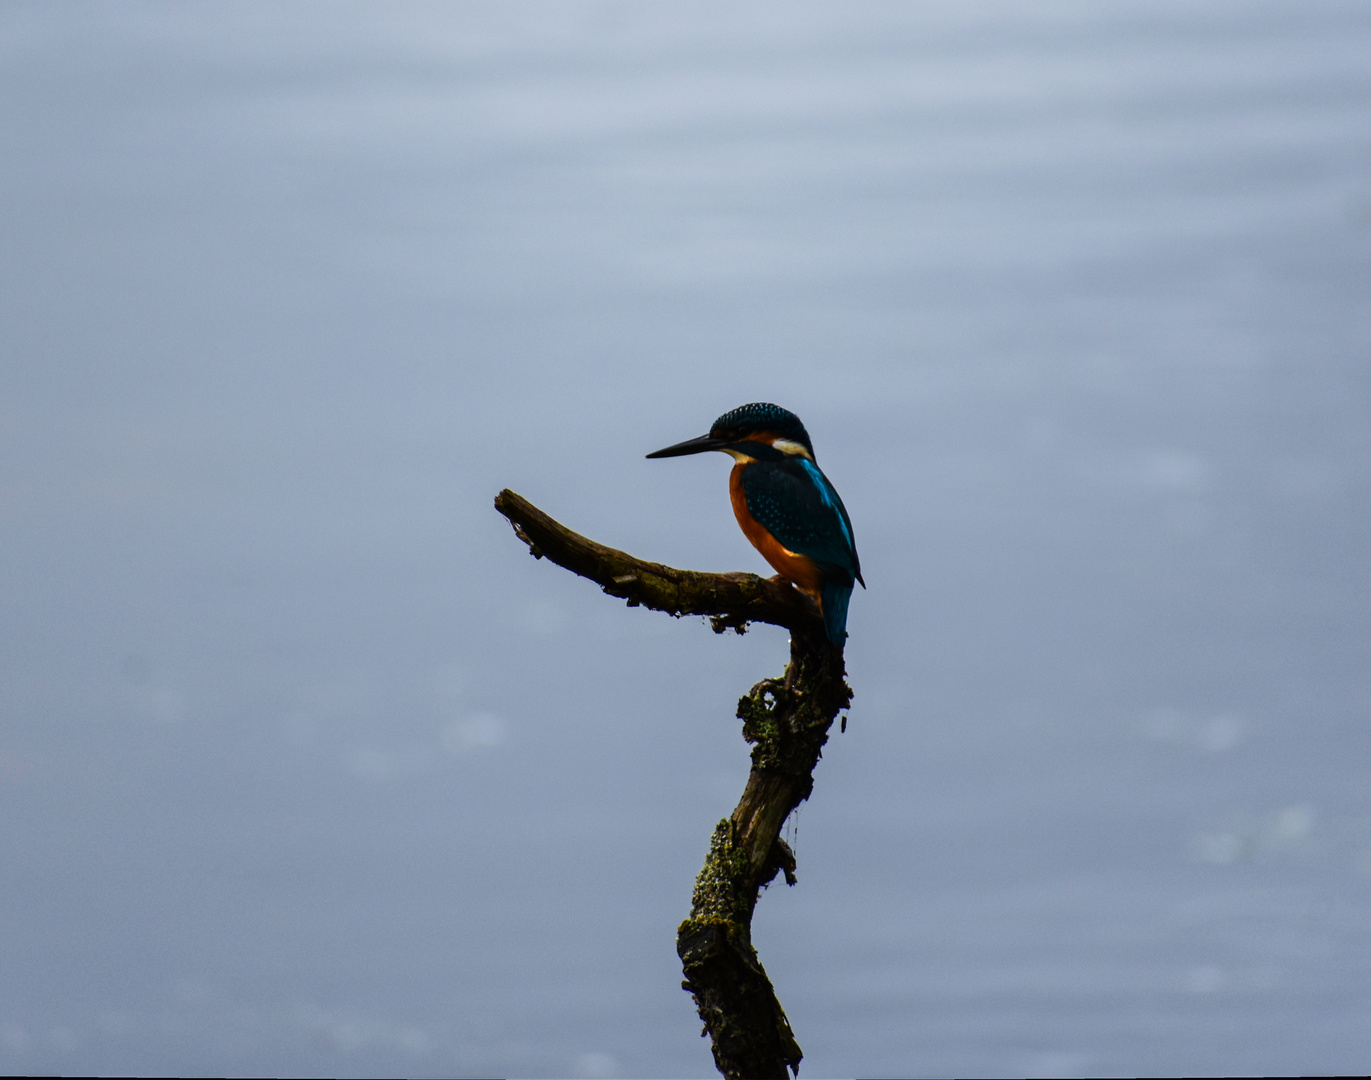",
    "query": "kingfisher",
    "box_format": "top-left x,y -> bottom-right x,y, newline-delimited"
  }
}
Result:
647,402 -> 863,645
